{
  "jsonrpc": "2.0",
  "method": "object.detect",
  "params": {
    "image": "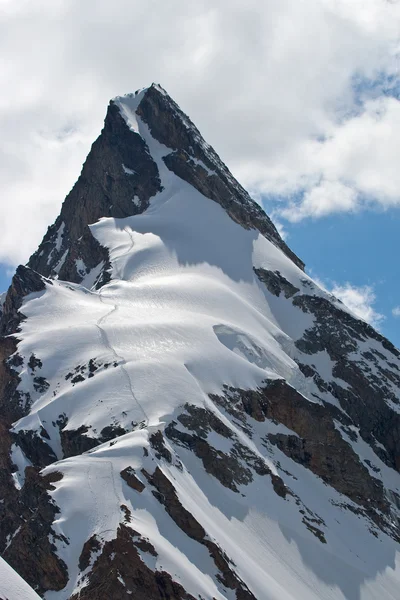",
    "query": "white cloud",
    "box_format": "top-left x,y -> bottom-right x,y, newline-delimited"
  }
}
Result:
268,97 -> 400,221
330,282 -> 384,328
280,181 -> 359,222
273,220 -> 289,241
0,0 -> 400,264
392,306 -> 400,317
